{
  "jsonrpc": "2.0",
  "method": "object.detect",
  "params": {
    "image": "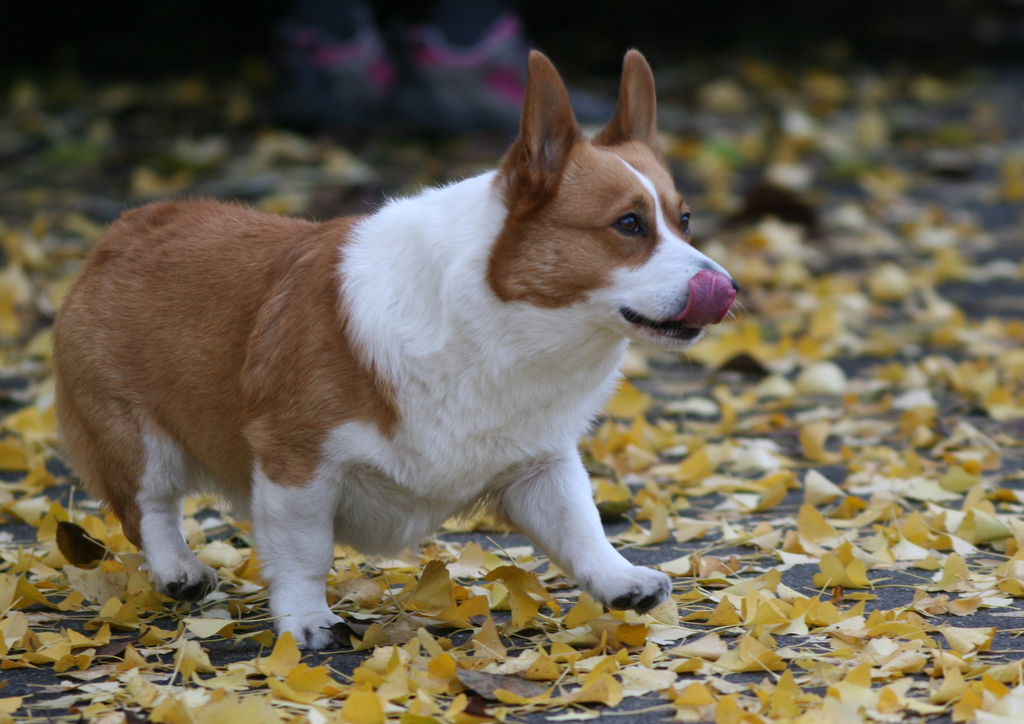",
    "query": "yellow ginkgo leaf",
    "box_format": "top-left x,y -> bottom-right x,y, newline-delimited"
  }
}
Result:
804,469 -> 845,506
715,634 -> 785,673
175,639 -> 215,680
284,663 -> 335,694
673,447 -> 714,485
770,669 -> 800,719
568,673 -> 623,706
799,420 -> 841,463
604,380 -> 651,419
342,690 -> 385,724
798,504 -> 840,544
564,592 -> 604,629
258,630 -> 300,678
813,552 -> 871,589
485,565 -> 560,630
406,559 -> 454,609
